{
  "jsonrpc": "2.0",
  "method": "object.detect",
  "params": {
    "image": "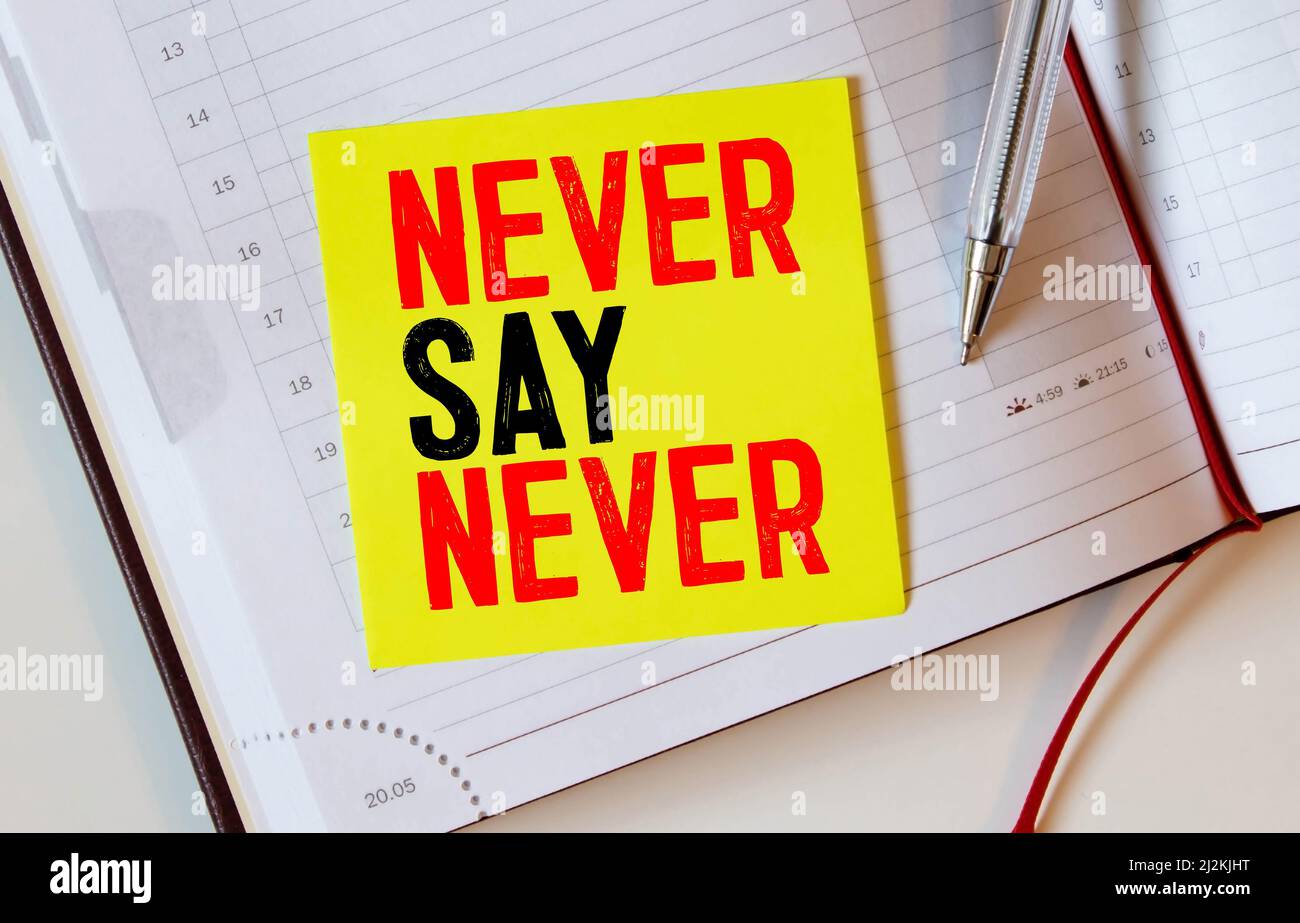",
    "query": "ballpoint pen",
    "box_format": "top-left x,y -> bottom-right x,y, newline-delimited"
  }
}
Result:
958,0 -> 1074,366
